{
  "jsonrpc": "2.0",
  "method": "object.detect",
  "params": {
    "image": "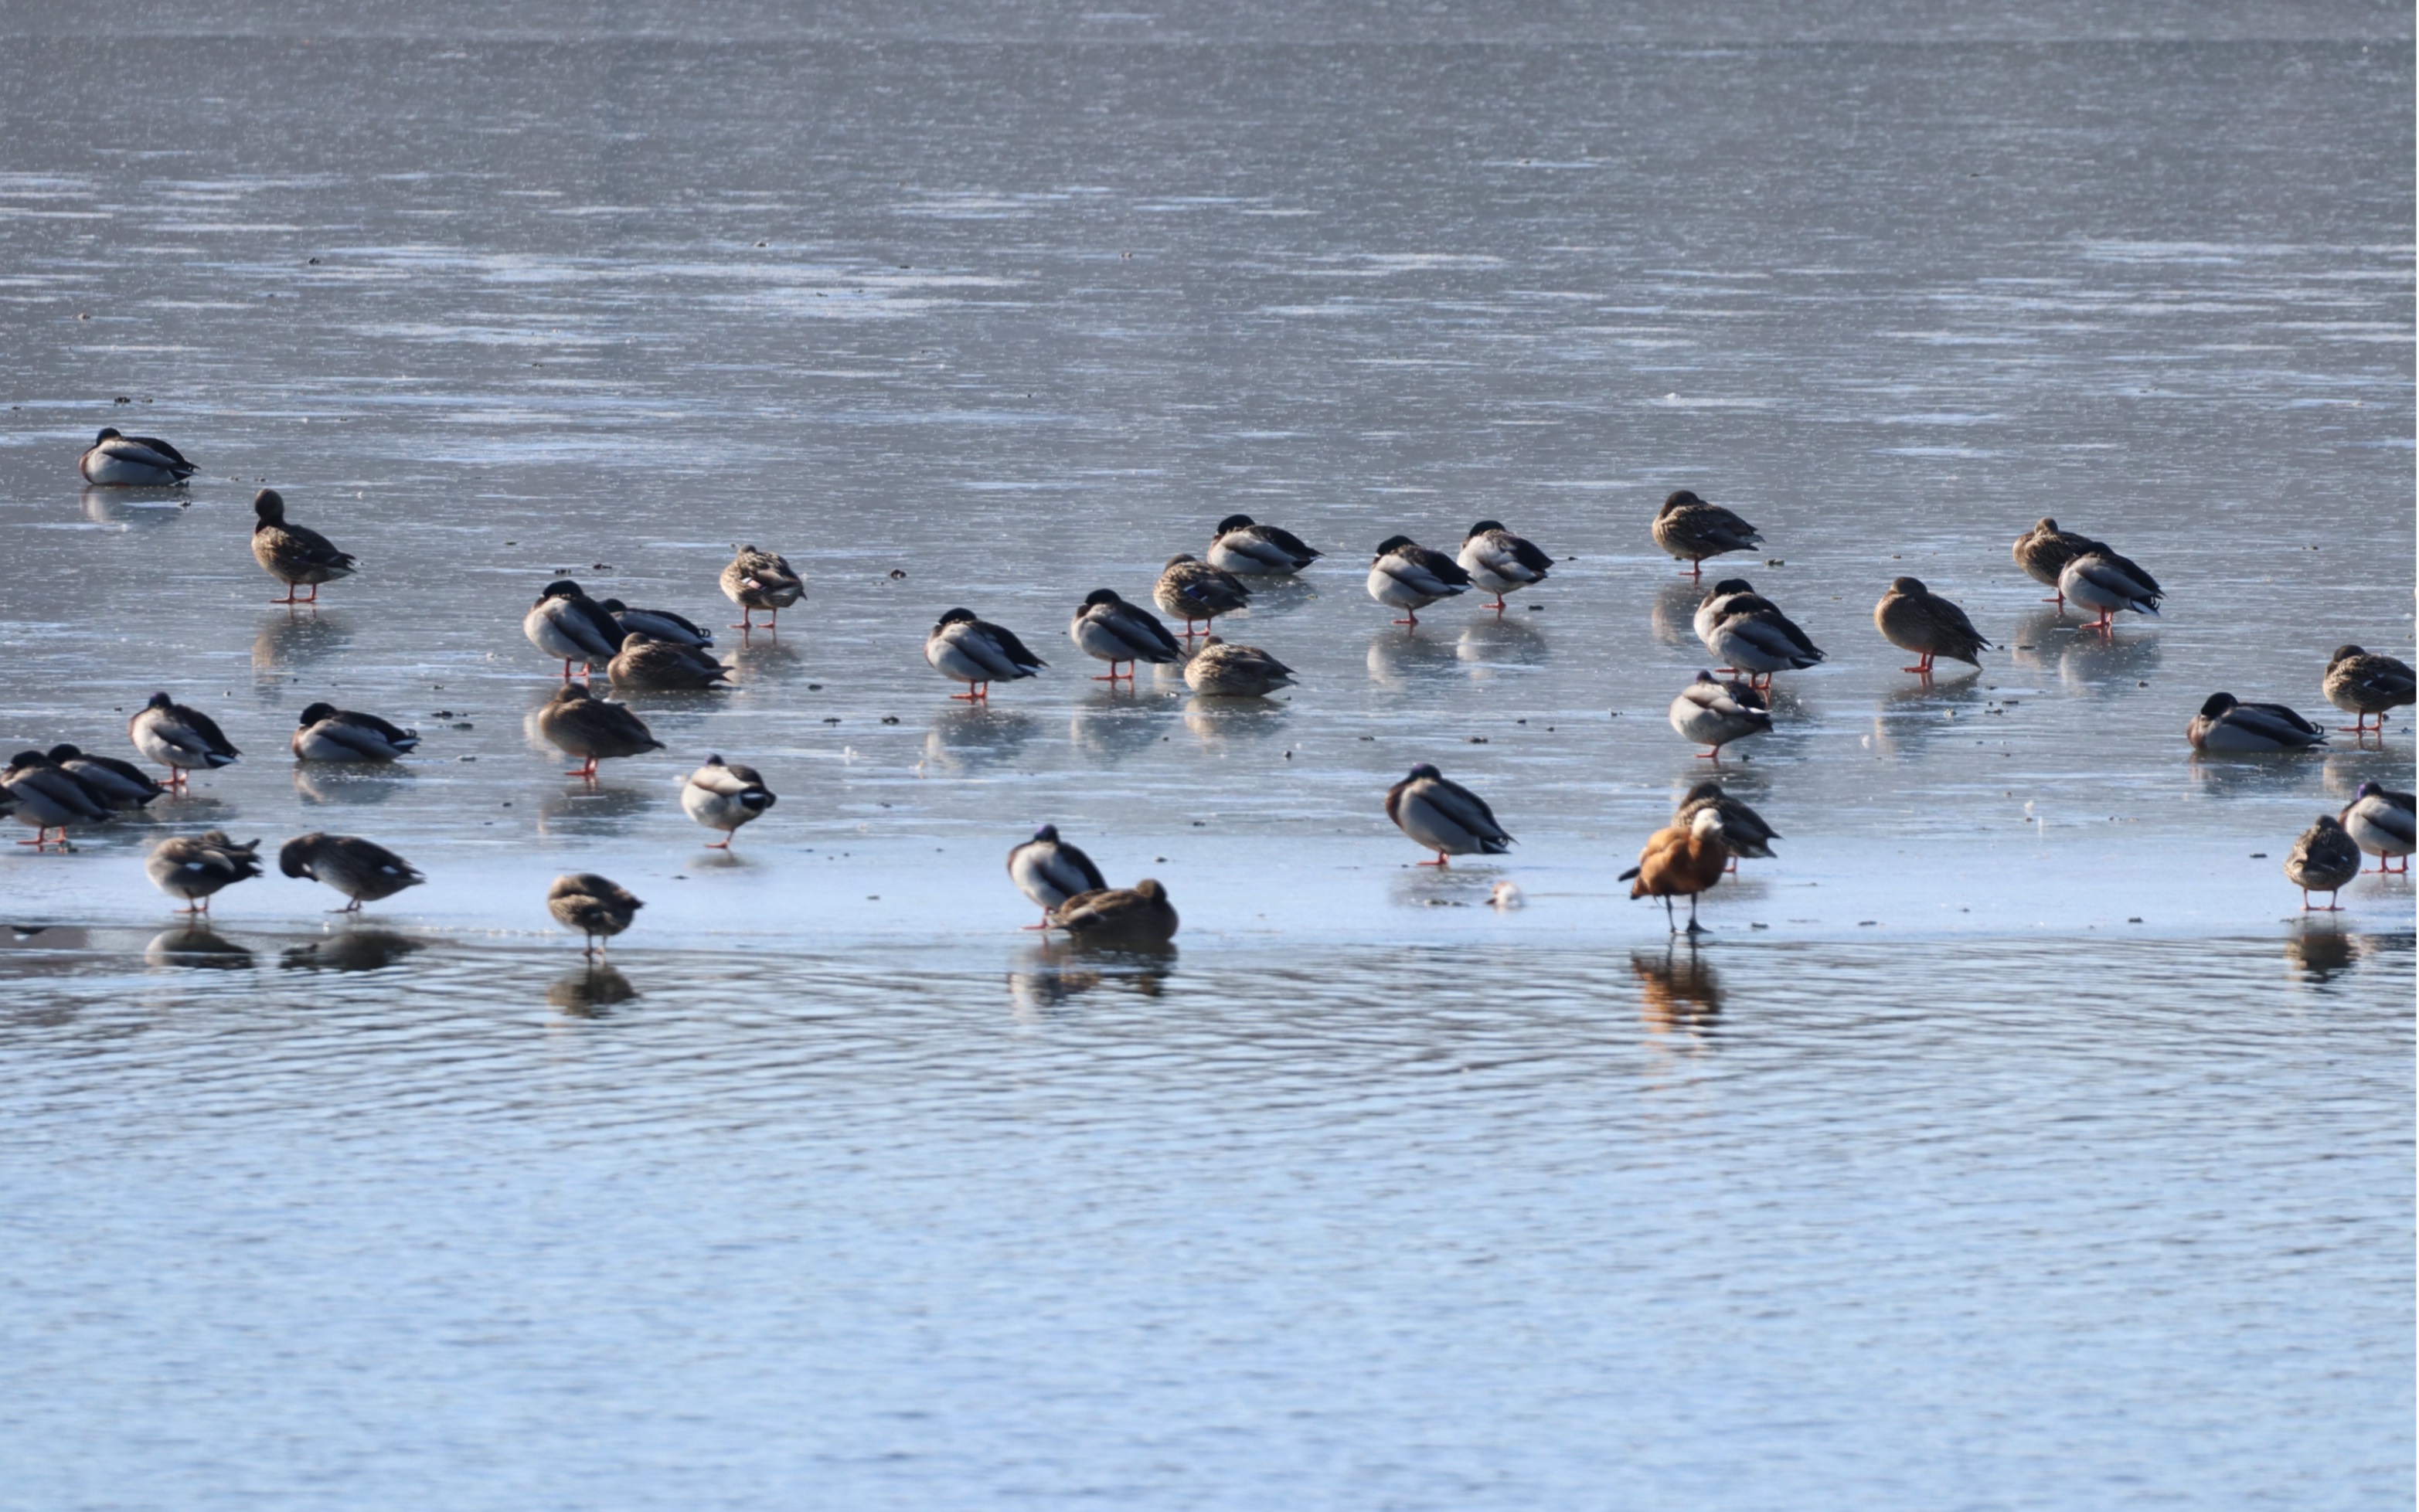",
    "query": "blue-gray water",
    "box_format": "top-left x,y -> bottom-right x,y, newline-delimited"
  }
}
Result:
0,3 -> 2411,1507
